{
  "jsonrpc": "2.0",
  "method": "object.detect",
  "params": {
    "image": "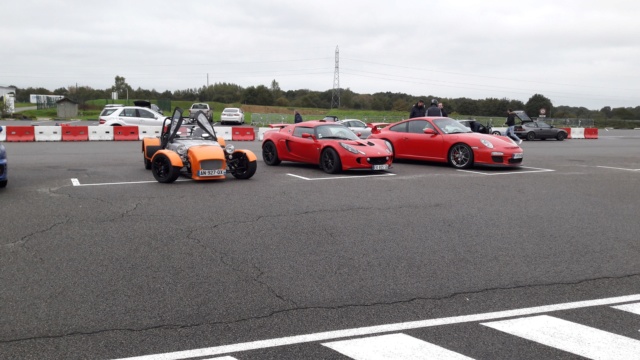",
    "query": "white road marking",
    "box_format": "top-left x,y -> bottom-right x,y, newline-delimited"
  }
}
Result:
458,166 -> 555,176
71,178 -> 190,186
112,293 -> 640,360
596,166 -> 640,172
323,333 -> 474,360
287,173 -> 396,181
482,315 -> 640,360
612,302 -> 640,315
